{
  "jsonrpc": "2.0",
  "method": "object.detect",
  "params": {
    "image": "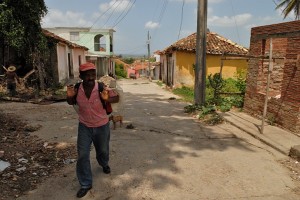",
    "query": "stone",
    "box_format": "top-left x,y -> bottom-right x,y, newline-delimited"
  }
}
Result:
289,145 -> 300,161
